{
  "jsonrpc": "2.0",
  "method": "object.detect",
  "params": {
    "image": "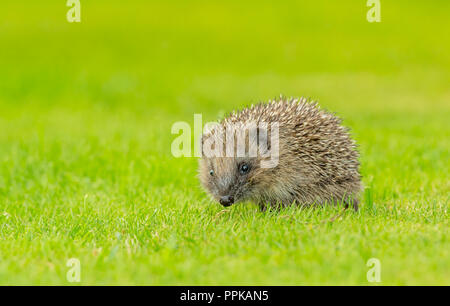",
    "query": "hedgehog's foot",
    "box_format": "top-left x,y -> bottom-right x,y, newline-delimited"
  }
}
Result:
258,203 -> 268,212
344,198 -> 359,211
259,201 -> 287,212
